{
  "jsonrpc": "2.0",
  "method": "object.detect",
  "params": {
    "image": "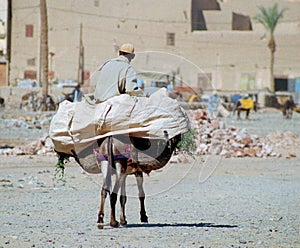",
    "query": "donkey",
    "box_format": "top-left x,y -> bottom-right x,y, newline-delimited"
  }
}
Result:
0,97 -> 4,108
95,133 -> 180,228
96,136 -> 147,228
20,91 -> 39,111
56,132 -> 180,228
233,97 -> 257,120
282,97 -> 295,119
